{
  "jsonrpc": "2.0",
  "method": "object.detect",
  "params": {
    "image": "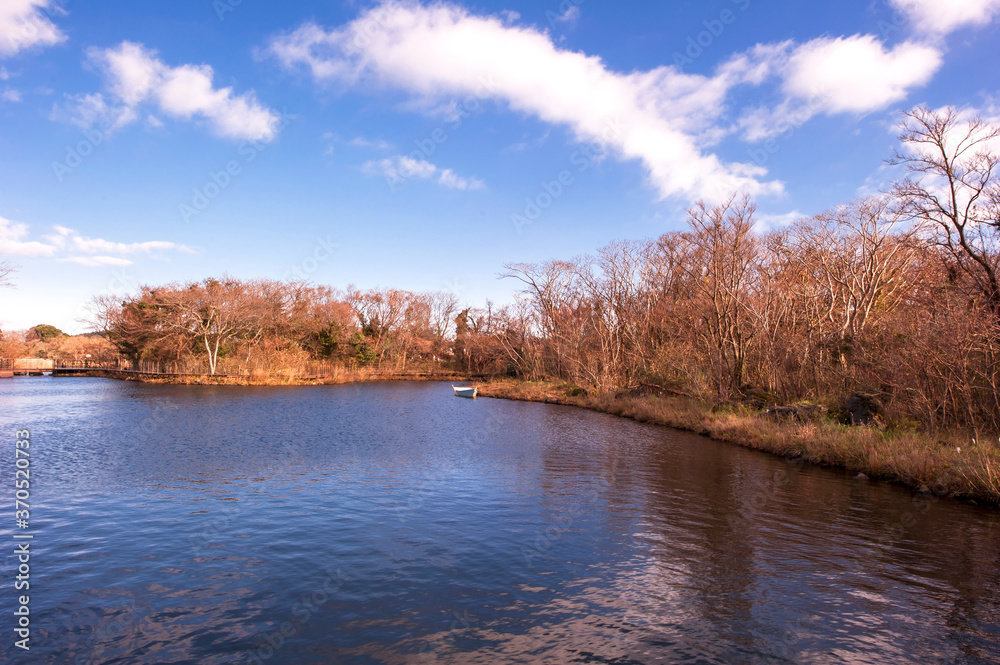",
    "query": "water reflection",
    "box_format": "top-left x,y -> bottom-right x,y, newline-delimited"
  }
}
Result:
0,377 -> 997,664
